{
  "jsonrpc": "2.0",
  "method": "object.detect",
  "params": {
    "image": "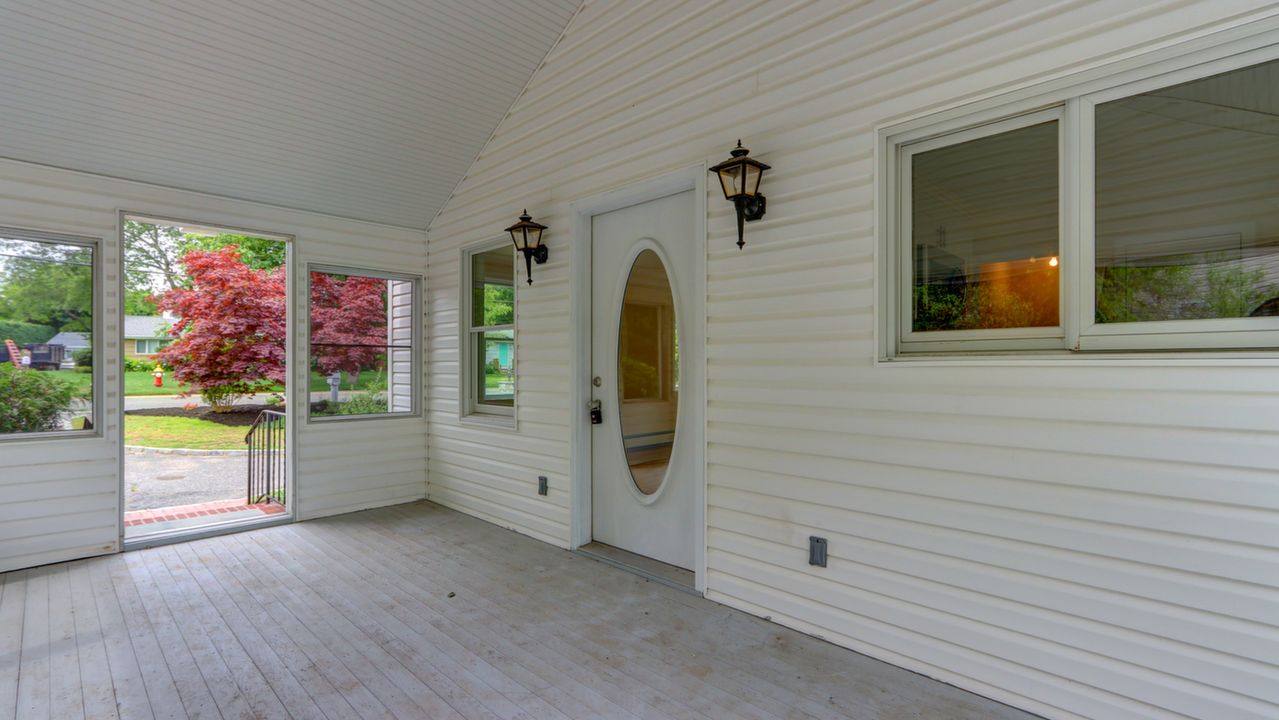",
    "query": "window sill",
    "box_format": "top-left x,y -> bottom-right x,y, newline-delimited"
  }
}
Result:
879,350 -> 1279,367
308,412 -> 421,424
0,429 -> 101,444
